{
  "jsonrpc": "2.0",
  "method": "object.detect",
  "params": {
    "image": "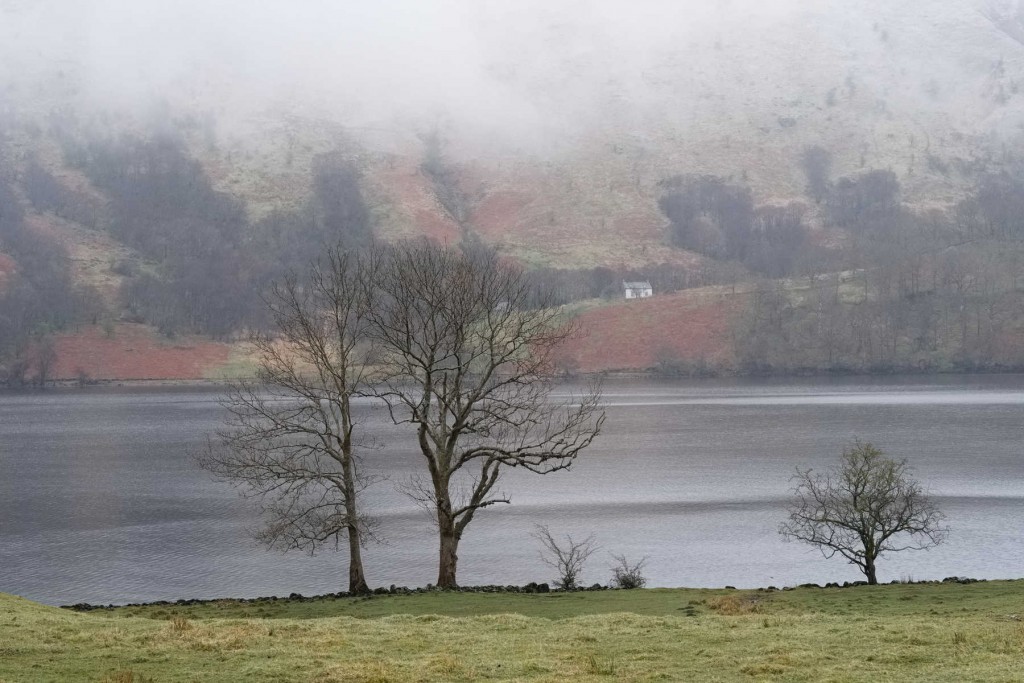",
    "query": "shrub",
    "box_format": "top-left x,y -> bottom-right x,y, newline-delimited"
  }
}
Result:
534,525 -> 598,591
609,554 -> 648,589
